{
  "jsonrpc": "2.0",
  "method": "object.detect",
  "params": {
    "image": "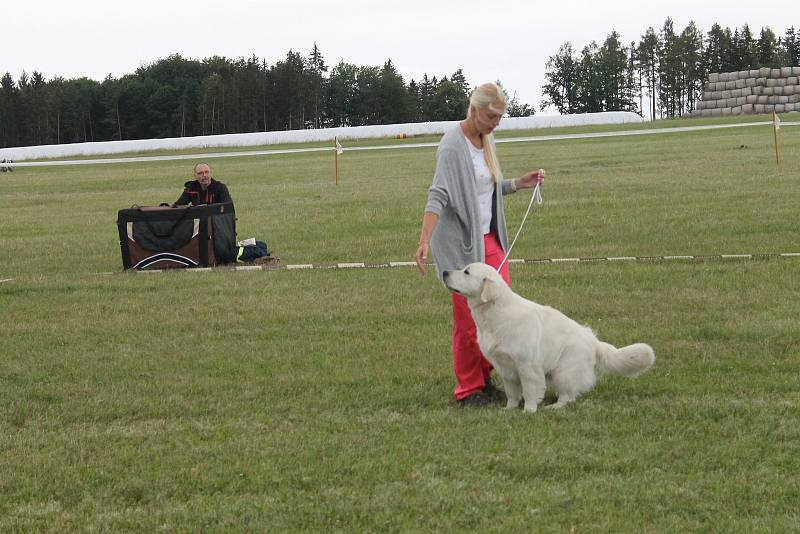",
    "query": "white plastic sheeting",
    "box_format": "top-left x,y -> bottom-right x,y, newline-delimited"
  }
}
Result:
0,112 -> 642,162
